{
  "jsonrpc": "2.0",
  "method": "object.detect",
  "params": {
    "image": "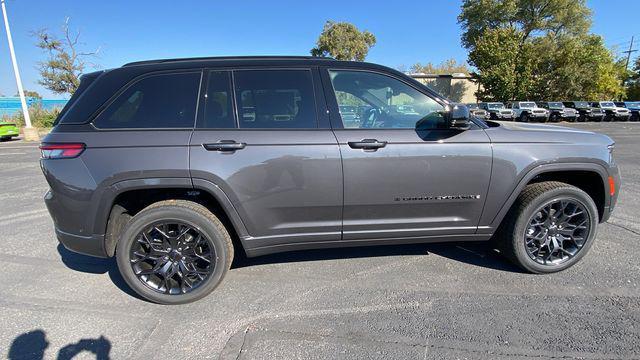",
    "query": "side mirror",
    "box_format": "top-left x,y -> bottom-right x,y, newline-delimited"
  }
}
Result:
447,104 -> 471,130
